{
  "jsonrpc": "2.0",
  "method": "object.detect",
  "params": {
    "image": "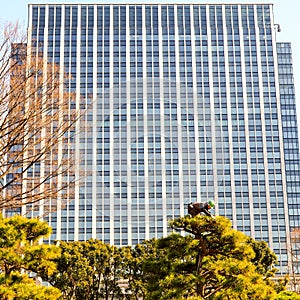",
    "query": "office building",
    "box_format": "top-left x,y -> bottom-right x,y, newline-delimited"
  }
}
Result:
25,3 -> 300,272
